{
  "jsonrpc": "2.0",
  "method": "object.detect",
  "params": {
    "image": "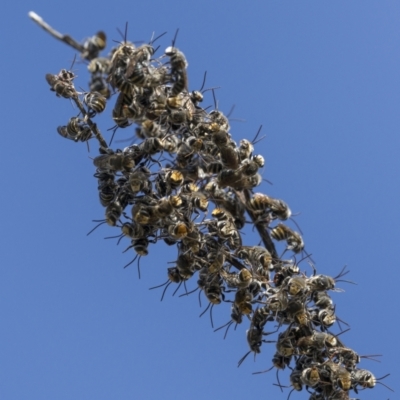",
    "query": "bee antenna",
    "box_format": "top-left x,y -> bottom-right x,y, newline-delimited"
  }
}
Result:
183,280 -> 189,296
137,255 -> 141,279
149,279 -> 169,290
212,88 -> 218,110
336,278 -> 357,285
172,28 -> 179,48
172,281 -> 183,296
69,53 -> 77,71
199,302 -> 211,319
214,320 -> 231,333
199,71 -> 207,92
160,281 -> 172,301
237,350 -> 251,367
198,289 -> 202,308
150,31 -> 167,45
178,286 -> 199,297
334,265 -> 349,279
104,233 -> 123,240
289,217 -> 303,235
375,374 -> 394,392
335,327 -> 351,337
252,125 -> 263,144
286,388 -> 295,400
87,220 -> 106,236
361,354 -> 382,362
276,369 -> 283,392
107,125 -> 119,147
123,254 -> 138,269
252,365 -> 274,375
307,260 -> 317,276
226,104 -> 235,118
223,320 -> 233,339
262,178 -> 274,185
